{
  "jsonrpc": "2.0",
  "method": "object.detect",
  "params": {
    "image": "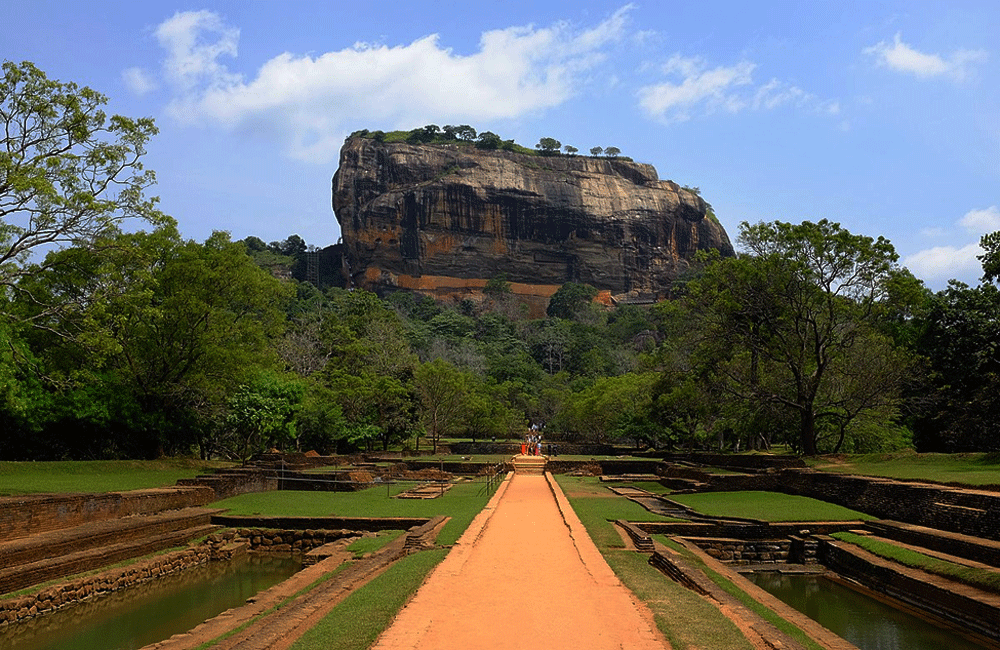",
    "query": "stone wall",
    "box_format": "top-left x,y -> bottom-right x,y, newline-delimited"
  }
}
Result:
775,470 -> 1000,540
820,536 -> 1000,644
175,470 -> 278,501
212,515 -> 430,532
657,453 -> 807,471
449,442 -> 618,456
233,527 -> 364,553
685,537 -> 792,565
0,488 -> 215,542
636,521 -> 860,540
668,465 -> 1000,540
